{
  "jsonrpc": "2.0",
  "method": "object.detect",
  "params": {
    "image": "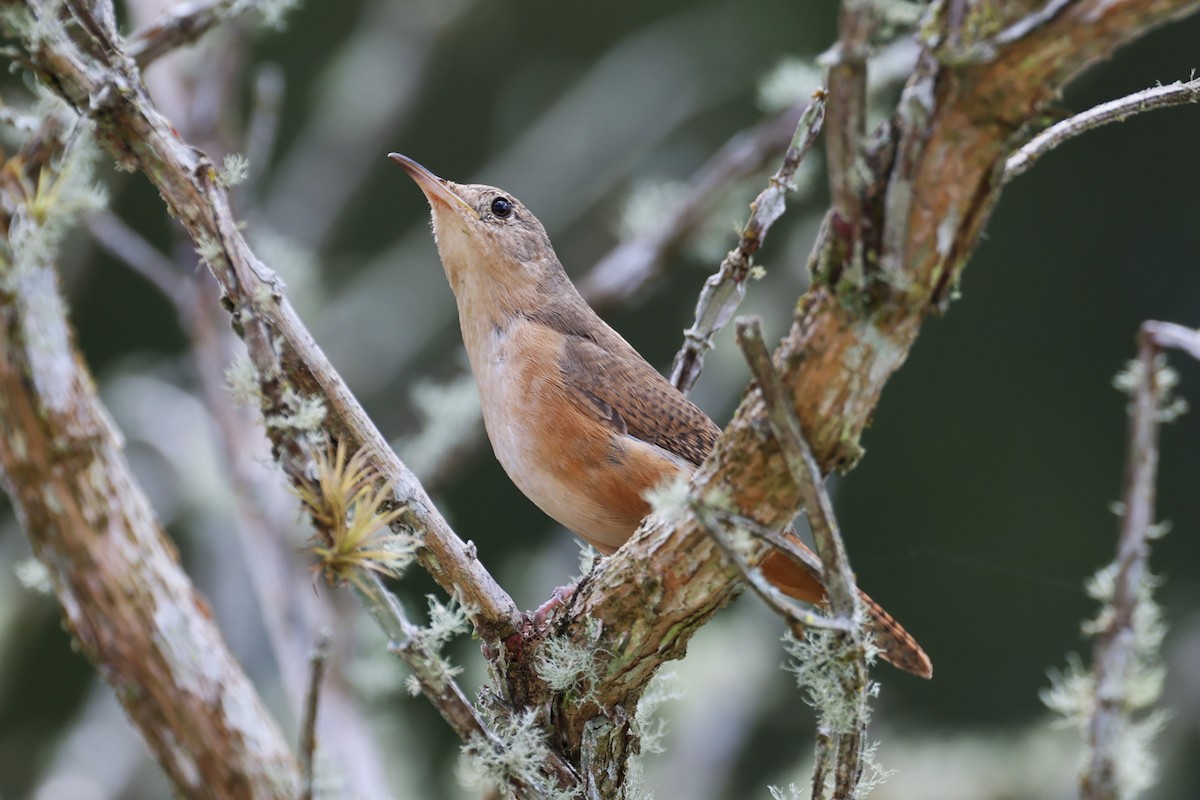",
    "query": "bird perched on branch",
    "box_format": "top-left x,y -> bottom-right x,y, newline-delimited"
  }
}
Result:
391,154 -> 931,678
